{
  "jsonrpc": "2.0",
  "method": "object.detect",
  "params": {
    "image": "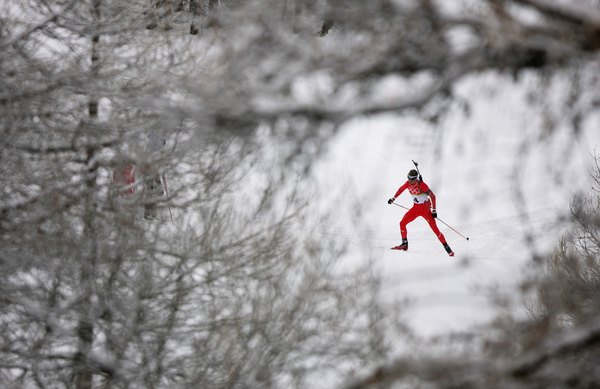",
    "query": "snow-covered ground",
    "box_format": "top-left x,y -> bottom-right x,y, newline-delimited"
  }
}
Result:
313,71 -> 600,337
